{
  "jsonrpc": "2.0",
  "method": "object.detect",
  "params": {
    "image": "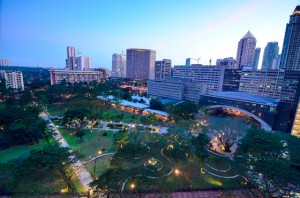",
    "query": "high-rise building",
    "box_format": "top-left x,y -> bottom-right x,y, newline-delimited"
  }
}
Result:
279,6 -> 300,71
291,97 -> 300,137
126,48 -> 156,79
155,59 -> 171,79
0,70 -> 24,90
216,57 -> 237,69
272,54 -> 281,69
65,46 -> 91,71
67,46 -> 76,58
252,48 -> 261,70
236,31 -> 257,68
0,59 -> 10,66
112,53 -> 126,78
262,42 -> 279,70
